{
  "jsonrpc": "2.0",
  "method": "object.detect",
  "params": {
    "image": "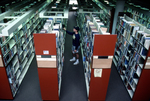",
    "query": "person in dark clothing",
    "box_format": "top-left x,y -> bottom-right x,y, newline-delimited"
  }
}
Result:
63,26 -> 80,65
